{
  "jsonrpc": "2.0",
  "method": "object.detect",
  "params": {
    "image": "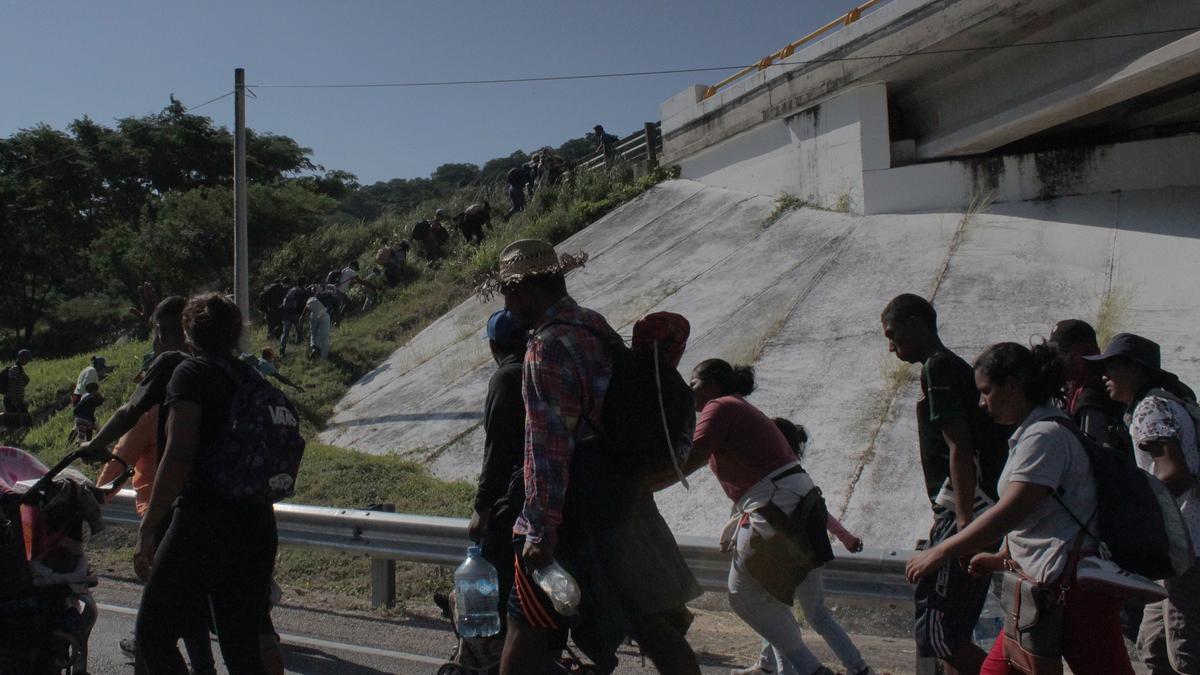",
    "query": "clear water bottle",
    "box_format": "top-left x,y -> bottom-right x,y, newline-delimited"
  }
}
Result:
973,590 -> 1005,652
532,560 -> 581,616
454,545 -> 501,637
